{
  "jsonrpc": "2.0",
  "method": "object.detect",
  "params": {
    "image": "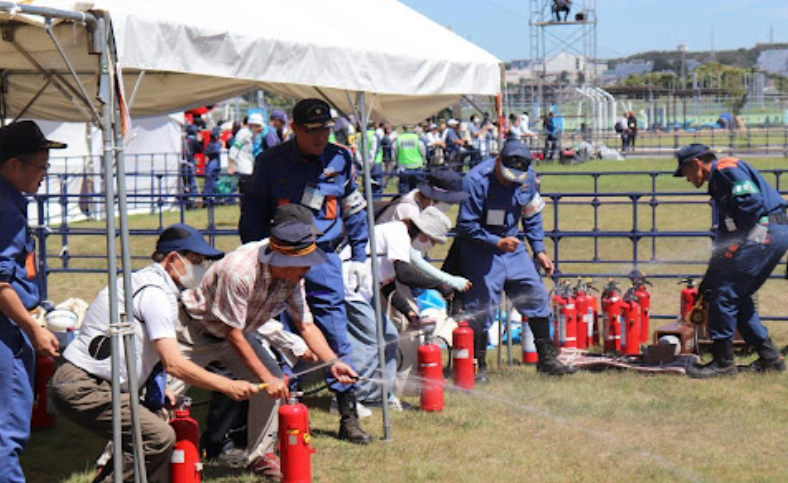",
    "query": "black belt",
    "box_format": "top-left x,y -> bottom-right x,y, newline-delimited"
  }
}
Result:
768,212 -> 788,225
